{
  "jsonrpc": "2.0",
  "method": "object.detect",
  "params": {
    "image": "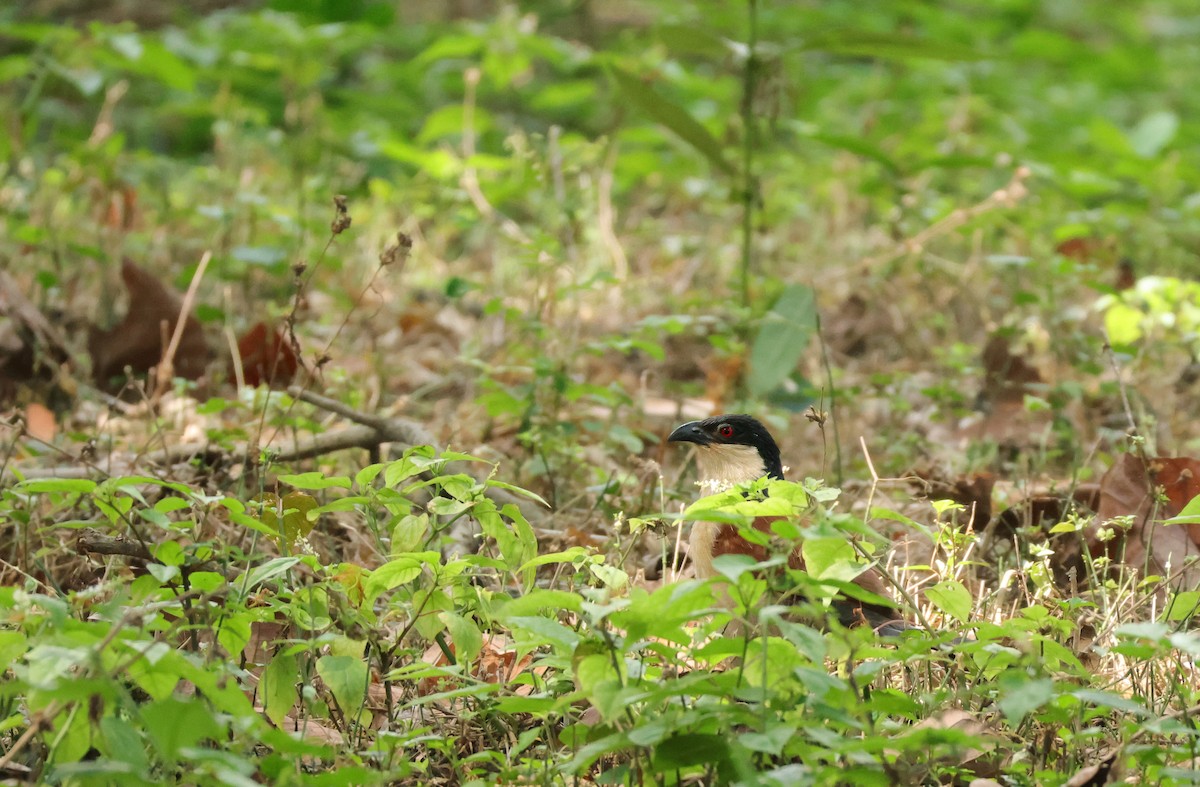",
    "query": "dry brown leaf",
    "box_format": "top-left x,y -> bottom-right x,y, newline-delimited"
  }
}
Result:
981,334 -> 1043,404
1089,453 -> 1200,588
824,293 -> 898,358
0,272 -> 71,394
992,486 -> 1101,588
912,470 -> 995,527
416,633 -> 539,697
234,321 -> 299,388
24,402 -> 56,442
89,259 -> 210,391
